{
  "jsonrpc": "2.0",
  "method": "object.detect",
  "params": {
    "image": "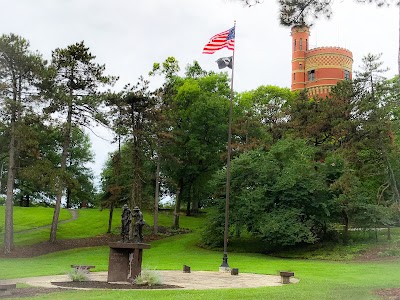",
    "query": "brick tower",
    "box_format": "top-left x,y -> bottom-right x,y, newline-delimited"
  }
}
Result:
291,25 -> 353,98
